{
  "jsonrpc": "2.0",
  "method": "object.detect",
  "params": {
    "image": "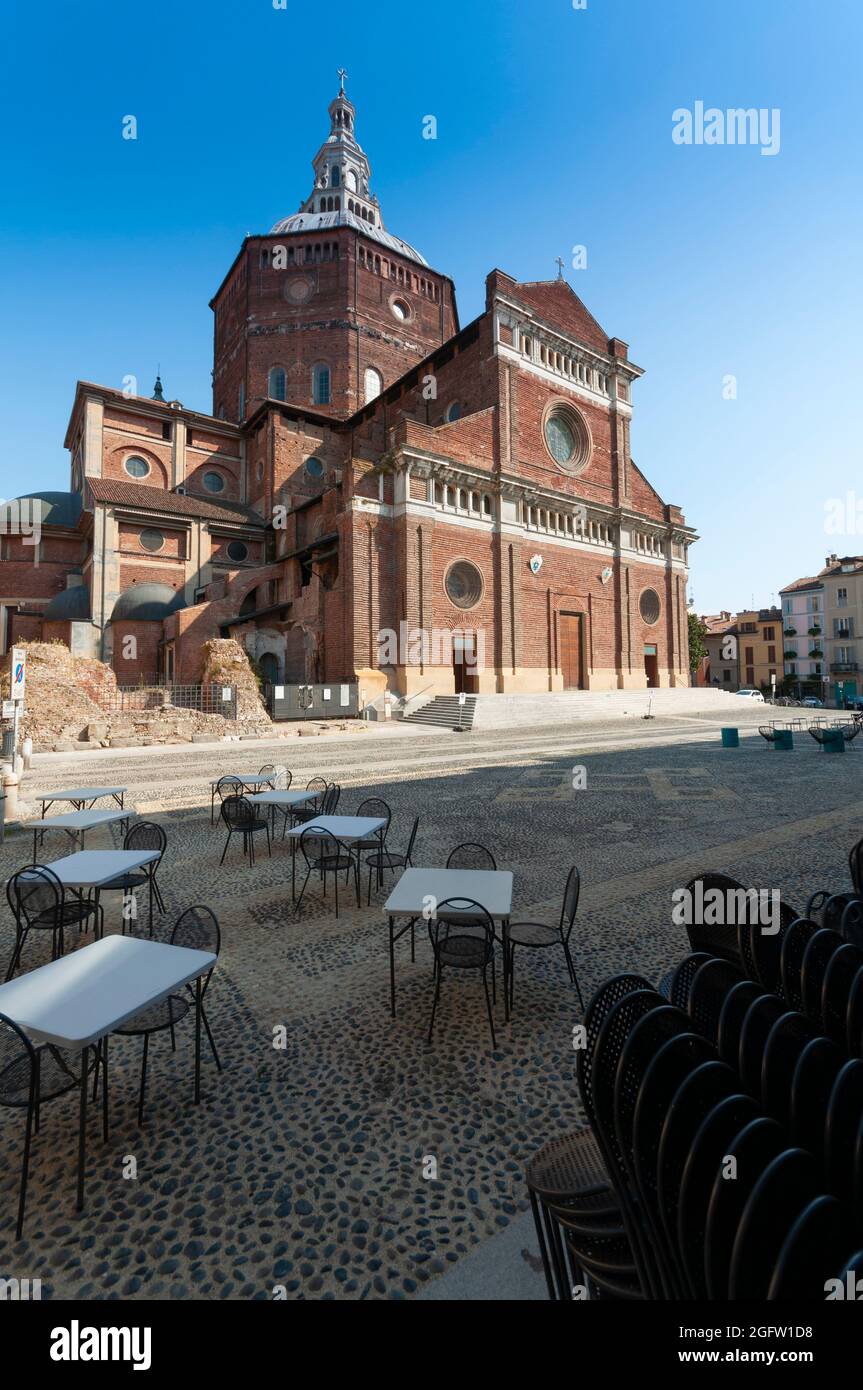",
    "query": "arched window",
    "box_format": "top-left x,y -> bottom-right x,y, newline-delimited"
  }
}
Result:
312,363 -> 331,406
268,367 -> 286,402
331,166 -> 340,187
364,367 -> 383,403
346,169 -> 357,192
